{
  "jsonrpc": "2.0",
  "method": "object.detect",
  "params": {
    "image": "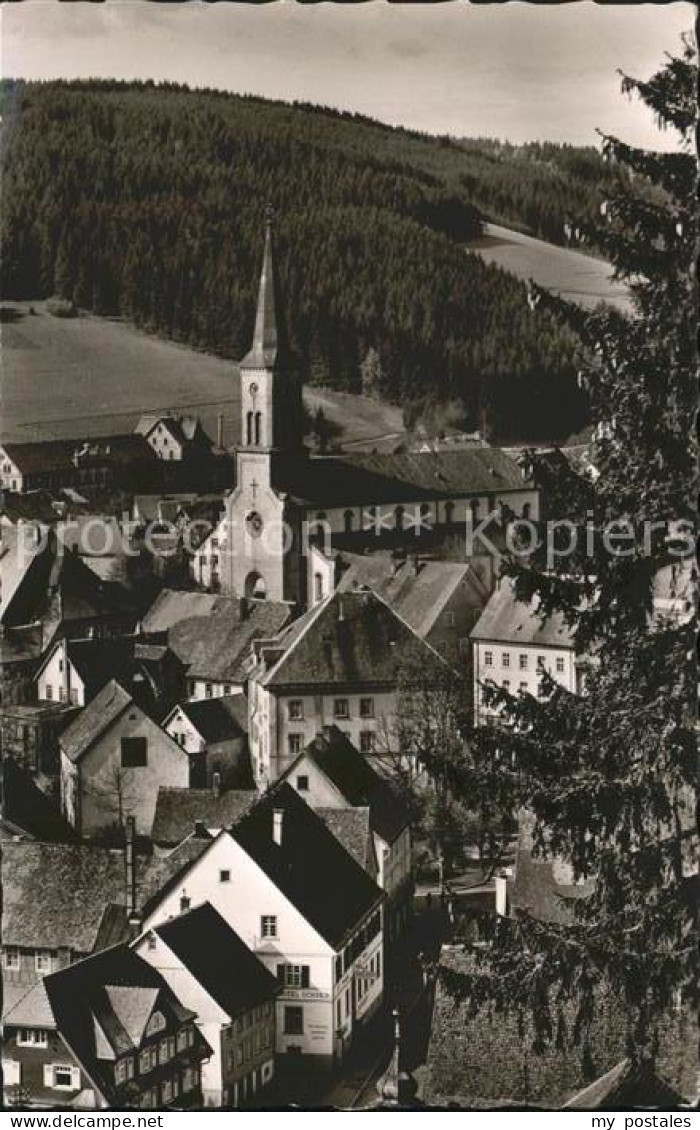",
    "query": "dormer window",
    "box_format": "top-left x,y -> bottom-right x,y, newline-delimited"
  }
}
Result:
146,1011 -> 166,1037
